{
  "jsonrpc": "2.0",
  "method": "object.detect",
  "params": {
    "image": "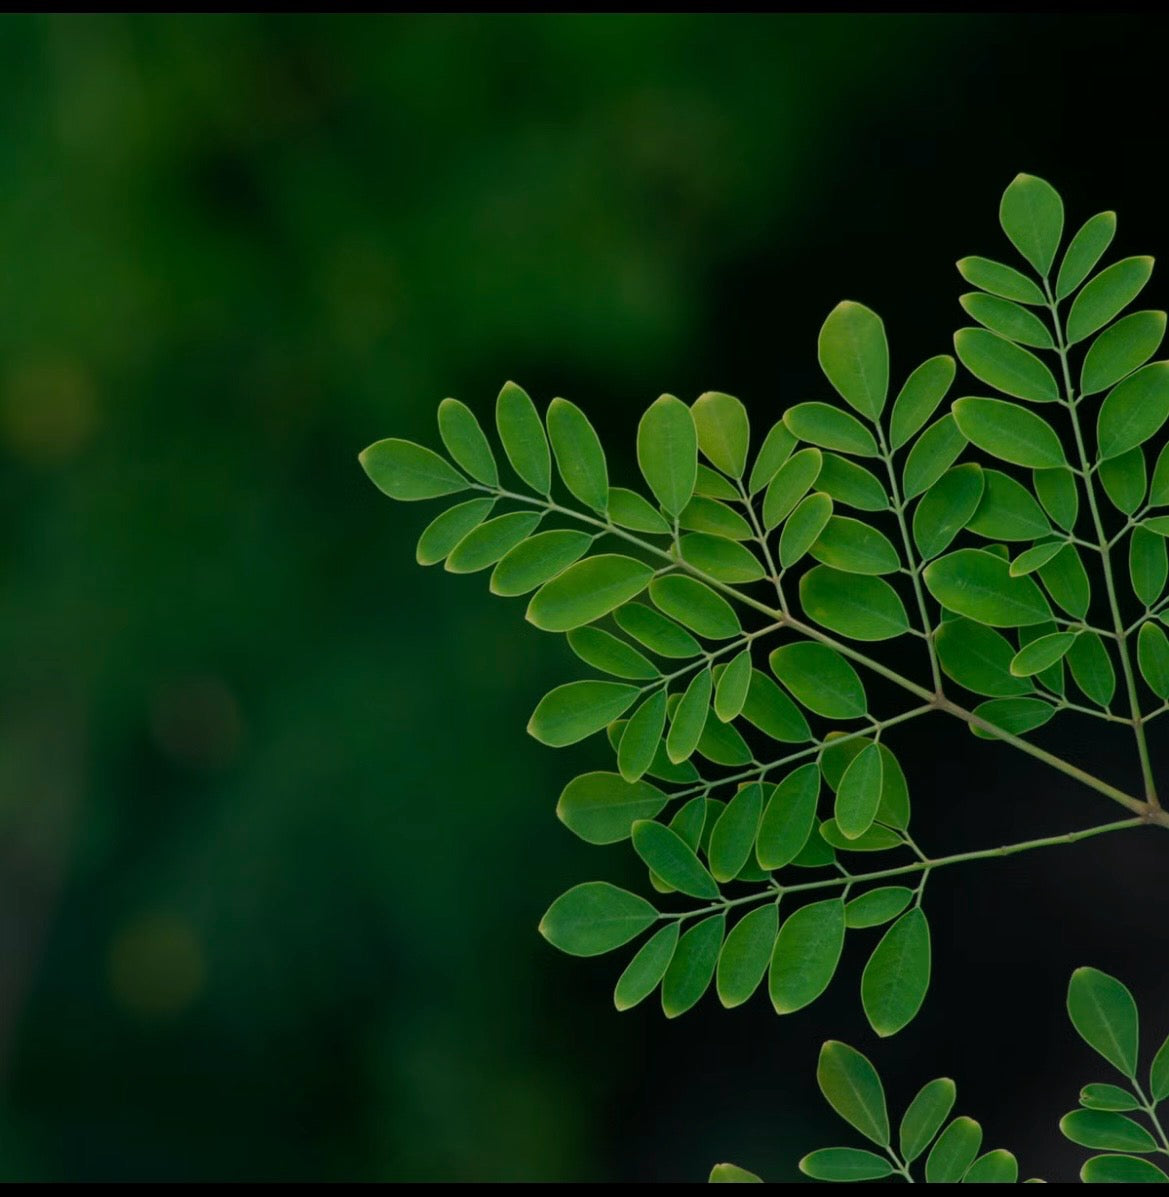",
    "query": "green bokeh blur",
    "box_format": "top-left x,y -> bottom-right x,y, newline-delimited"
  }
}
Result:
3,12 -> 1166,1182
